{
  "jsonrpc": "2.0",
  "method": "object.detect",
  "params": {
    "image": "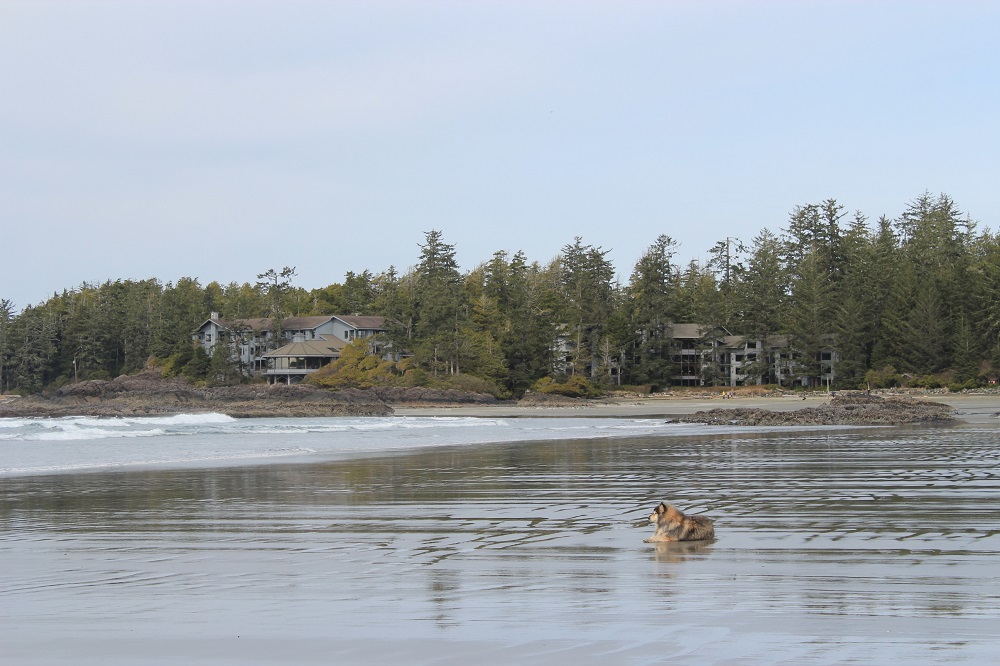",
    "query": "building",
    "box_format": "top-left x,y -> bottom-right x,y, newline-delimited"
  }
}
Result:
261,335 -> 347,384
192,313 -> 385,376
668,324 -> 836,388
